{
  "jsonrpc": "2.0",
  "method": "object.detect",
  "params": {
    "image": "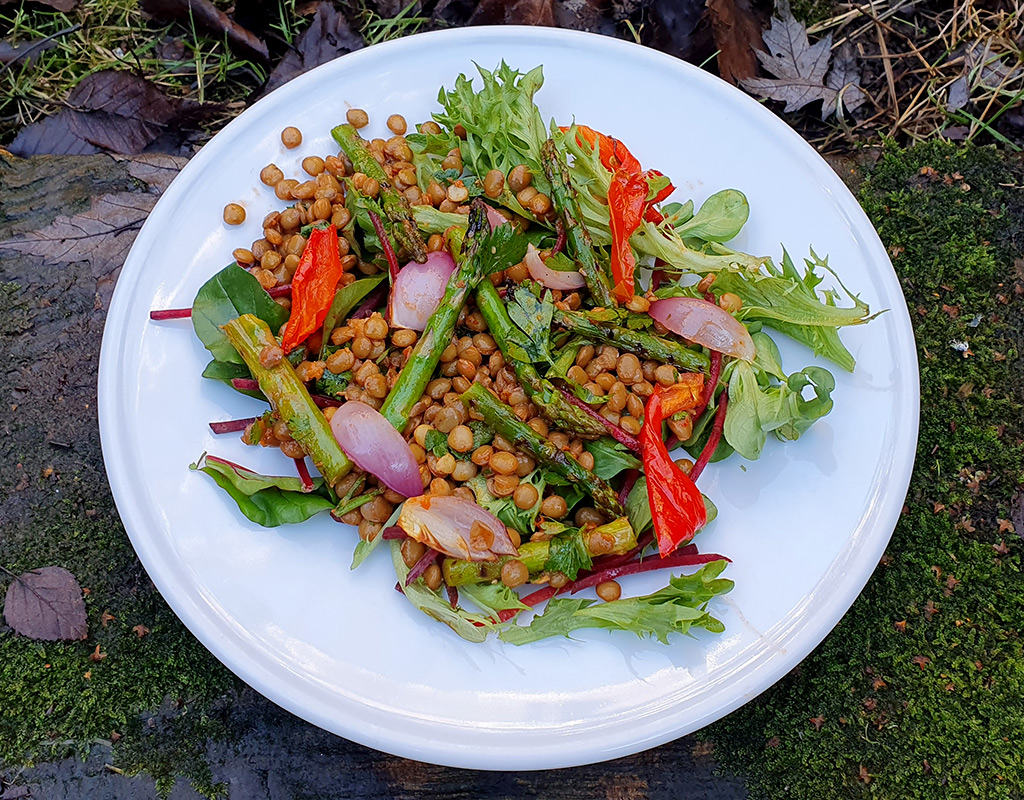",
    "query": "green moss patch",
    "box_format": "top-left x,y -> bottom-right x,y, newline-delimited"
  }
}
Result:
710,142 -> 1024,798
